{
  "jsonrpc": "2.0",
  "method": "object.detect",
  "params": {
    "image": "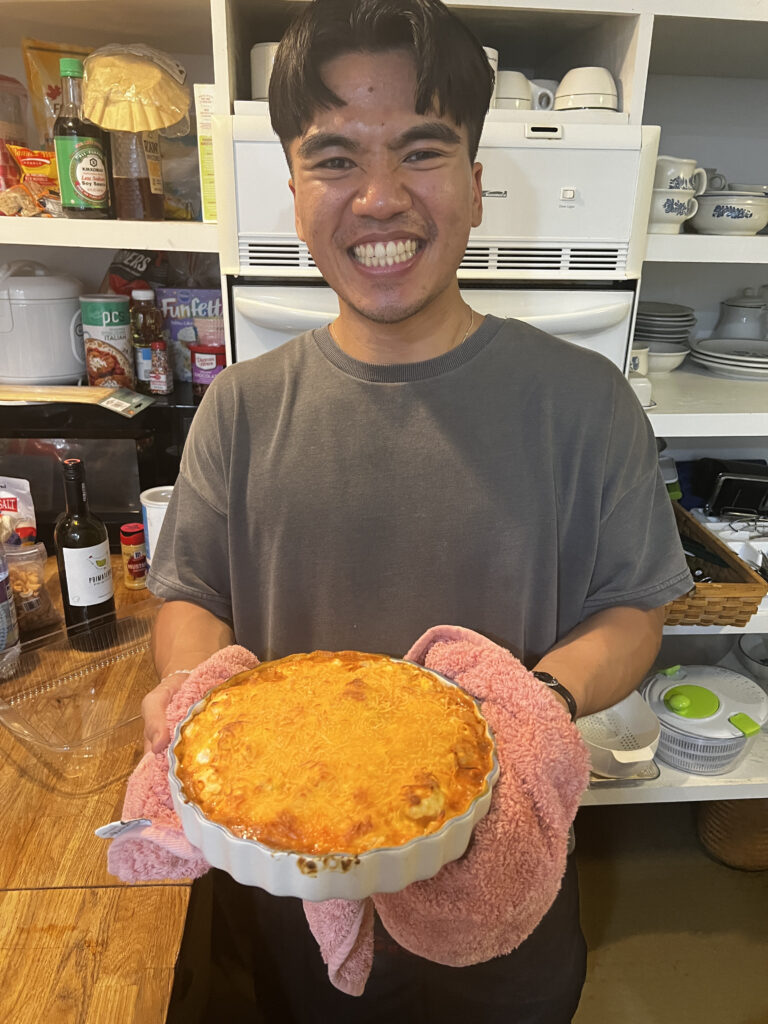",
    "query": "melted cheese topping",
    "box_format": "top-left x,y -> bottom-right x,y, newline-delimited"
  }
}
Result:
176,650 -> 494,856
